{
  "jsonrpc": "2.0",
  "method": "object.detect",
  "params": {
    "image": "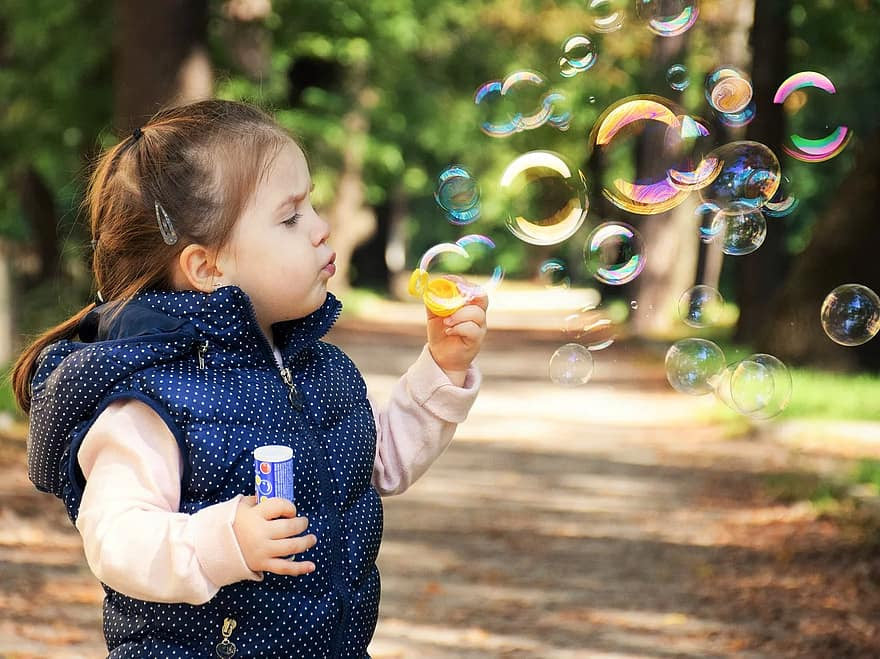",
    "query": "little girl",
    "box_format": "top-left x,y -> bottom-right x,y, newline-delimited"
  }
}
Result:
13,100 -> 487,657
